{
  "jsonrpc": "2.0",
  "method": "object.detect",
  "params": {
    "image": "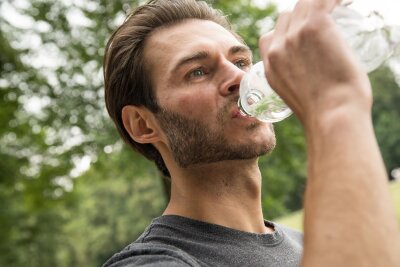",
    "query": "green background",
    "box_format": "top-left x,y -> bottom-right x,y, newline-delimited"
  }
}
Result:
0,0 -> 399,266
